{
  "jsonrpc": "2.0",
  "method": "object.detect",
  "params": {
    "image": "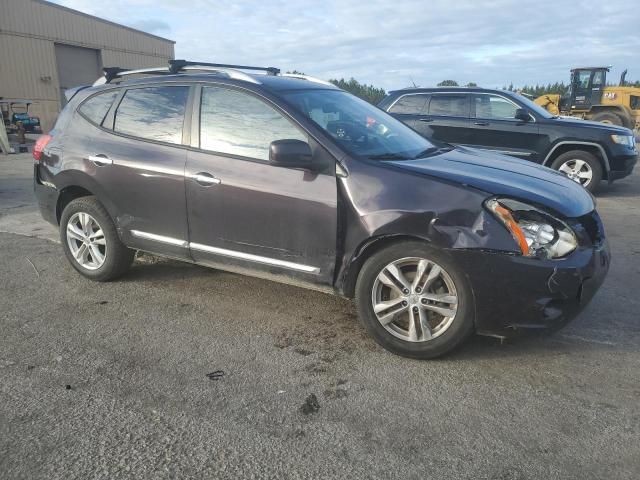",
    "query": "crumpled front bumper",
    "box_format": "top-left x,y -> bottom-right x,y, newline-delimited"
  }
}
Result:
453,239 -> 610,337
